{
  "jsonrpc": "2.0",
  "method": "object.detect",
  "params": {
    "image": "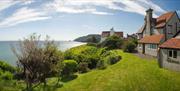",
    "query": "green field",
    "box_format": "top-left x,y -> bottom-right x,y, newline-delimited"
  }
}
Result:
1,46 -> 180,91
57,50 -> 180,91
